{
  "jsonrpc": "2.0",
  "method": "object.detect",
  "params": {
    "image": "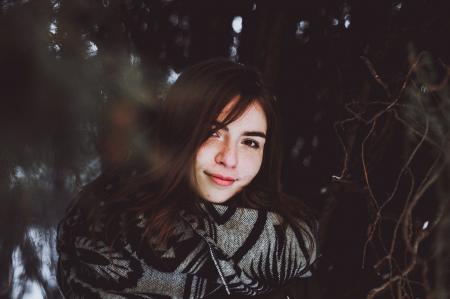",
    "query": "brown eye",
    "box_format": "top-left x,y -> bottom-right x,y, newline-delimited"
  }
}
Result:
243,139 -> 260,149
210,130 -> 220,138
